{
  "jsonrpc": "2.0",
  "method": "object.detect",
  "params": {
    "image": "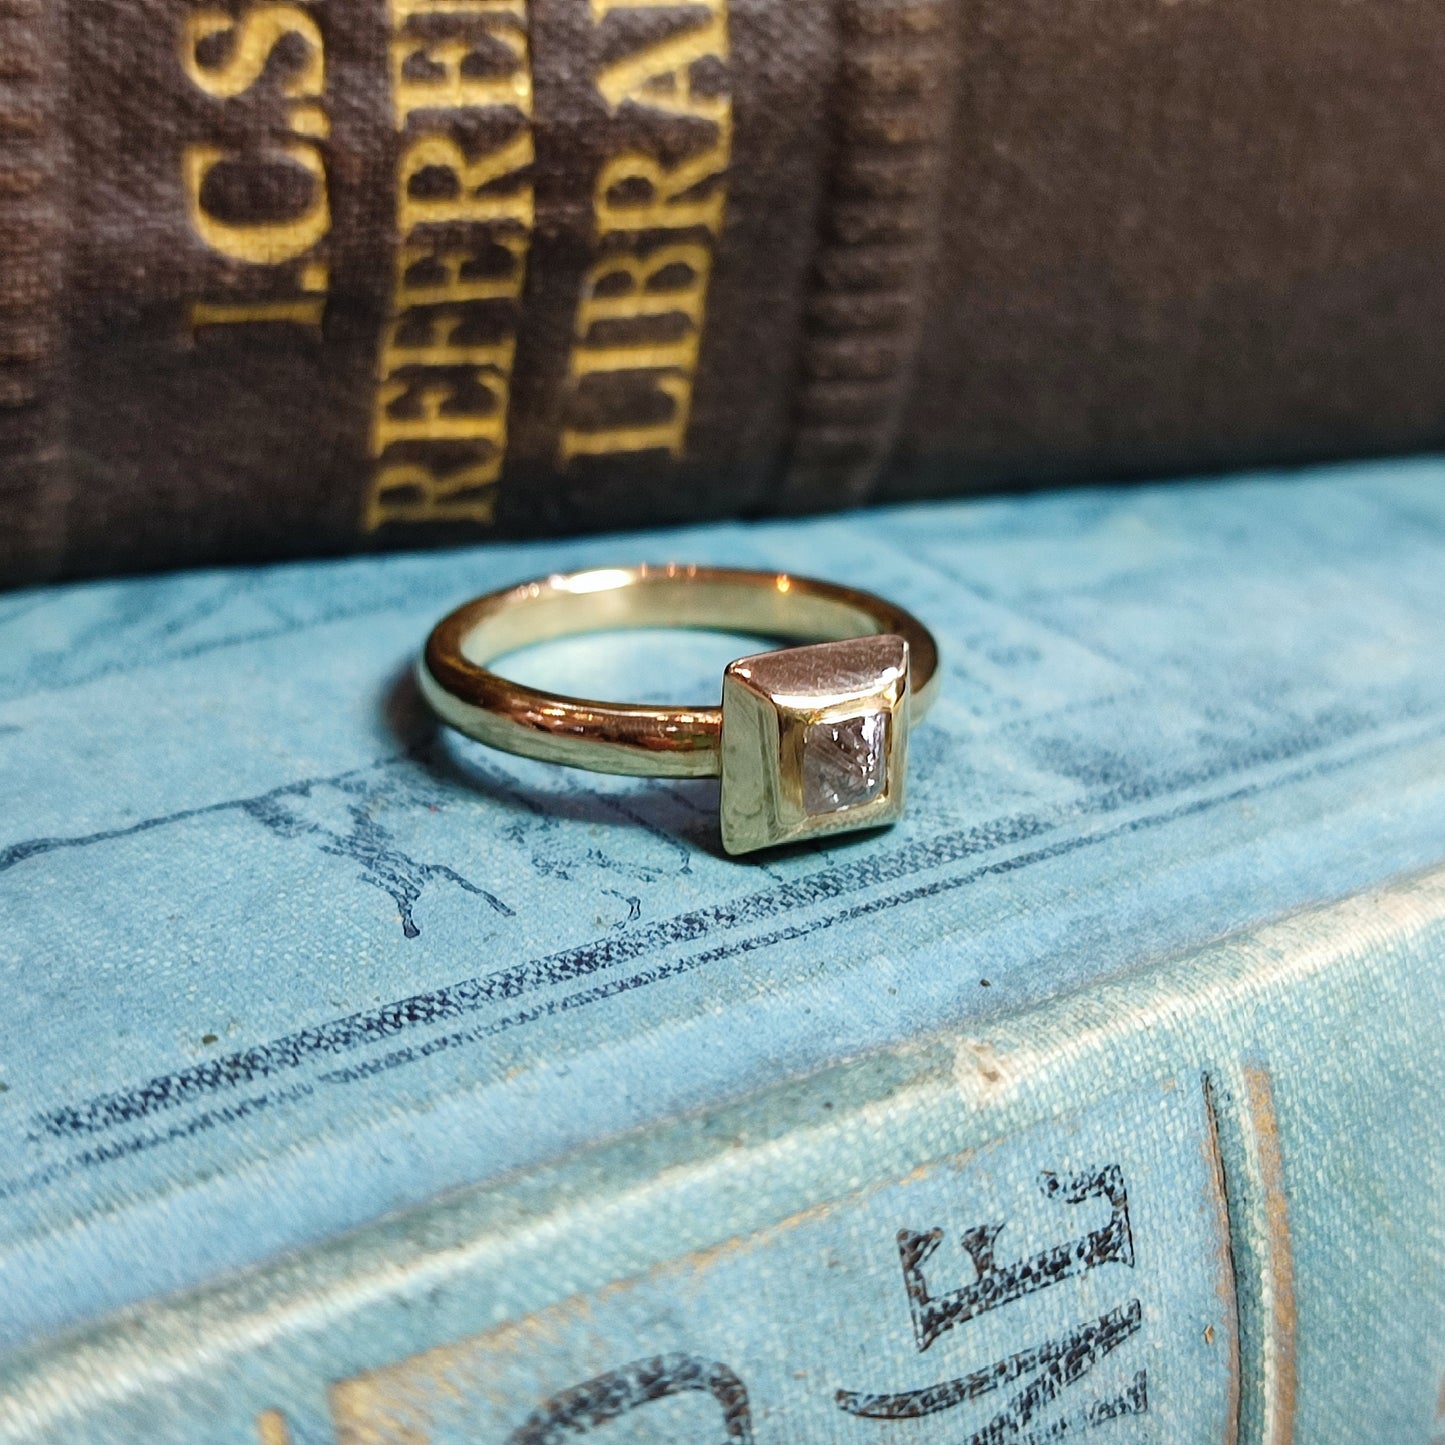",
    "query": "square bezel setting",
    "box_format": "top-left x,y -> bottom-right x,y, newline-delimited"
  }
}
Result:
719,634 -> 910,855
